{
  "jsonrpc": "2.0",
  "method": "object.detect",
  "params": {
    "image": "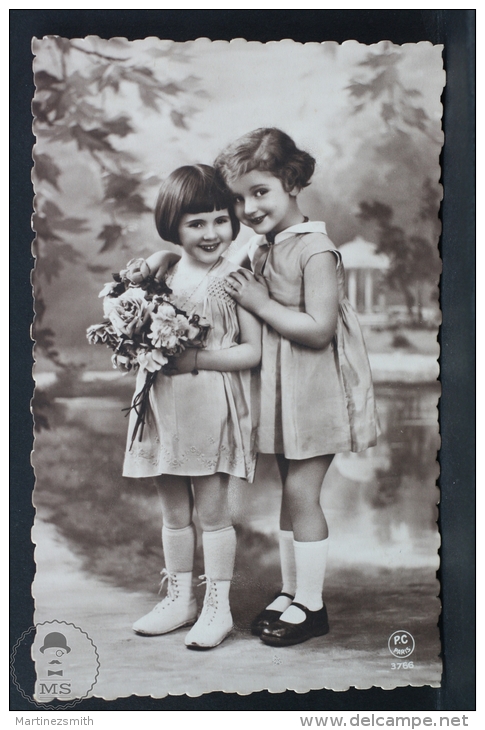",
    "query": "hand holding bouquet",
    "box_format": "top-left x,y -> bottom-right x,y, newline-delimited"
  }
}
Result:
87,258 -> 209,446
